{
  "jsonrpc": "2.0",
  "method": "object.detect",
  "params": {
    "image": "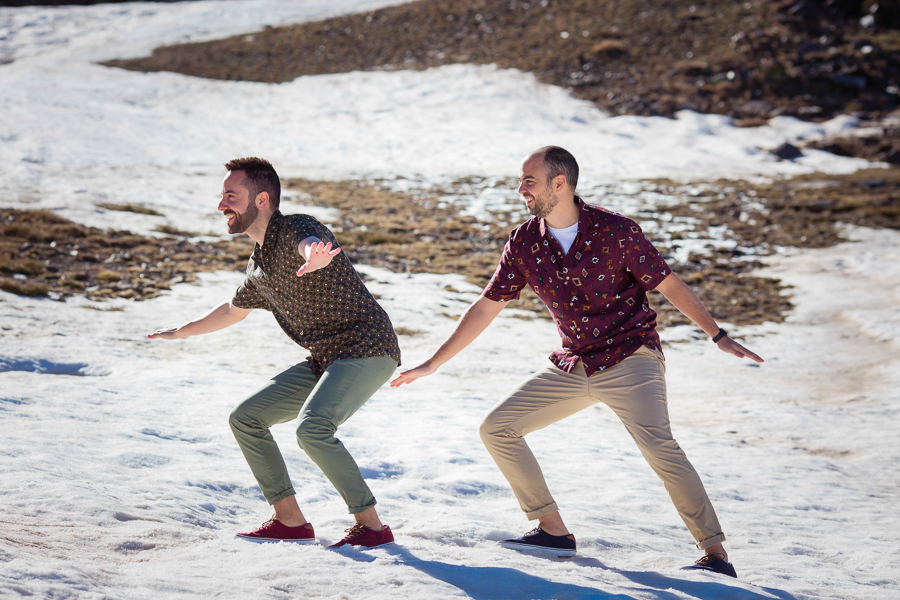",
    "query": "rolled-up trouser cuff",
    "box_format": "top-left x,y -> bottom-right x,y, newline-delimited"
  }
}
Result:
266,487 -> 297,506
696,532 -> 726,551
525,501 -> 559,520
347,498 -> 377,515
